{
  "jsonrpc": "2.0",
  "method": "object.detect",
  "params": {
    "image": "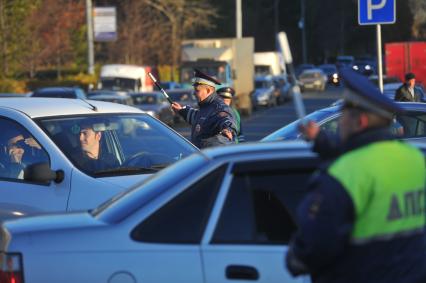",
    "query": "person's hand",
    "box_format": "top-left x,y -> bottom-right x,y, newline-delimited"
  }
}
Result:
298,120 -> 320,141
25,138 -> 41,149
221,128 -> 233,141
171,102 -> 183,112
